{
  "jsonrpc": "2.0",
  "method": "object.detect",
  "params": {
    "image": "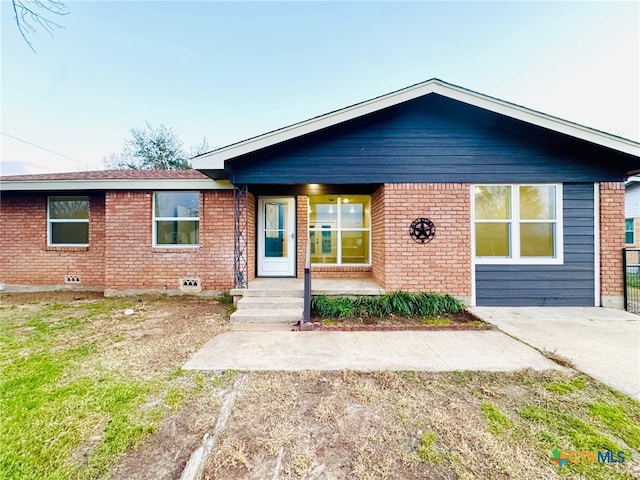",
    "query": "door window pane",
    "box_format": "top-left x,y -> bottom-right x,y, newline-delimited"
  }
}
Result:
475,223 -> 510,257
264,202 -> 288,257
265,230 -> 287,257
